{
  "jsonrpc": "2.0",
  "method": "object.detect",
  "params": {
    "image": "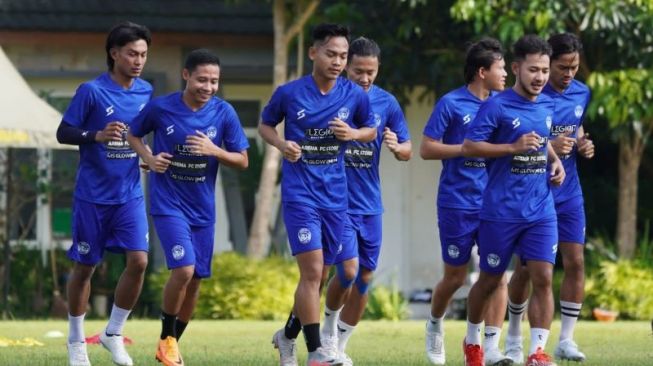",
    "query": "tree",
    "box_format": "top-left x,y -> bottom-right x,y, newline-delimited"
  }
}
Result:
247,0 -> 319,259
450,0 -> 653,258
